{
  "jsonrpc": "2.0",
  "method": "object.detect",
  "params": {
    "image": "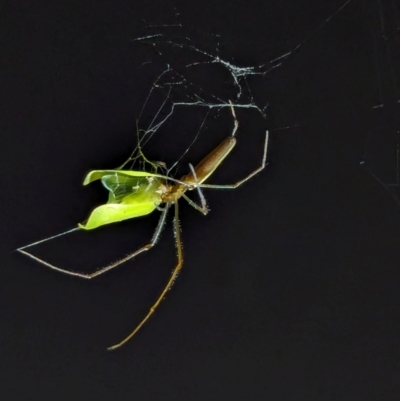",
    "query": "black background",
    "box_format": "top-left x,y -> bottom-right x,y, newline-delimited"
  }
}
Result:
2,0 -> 400,400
